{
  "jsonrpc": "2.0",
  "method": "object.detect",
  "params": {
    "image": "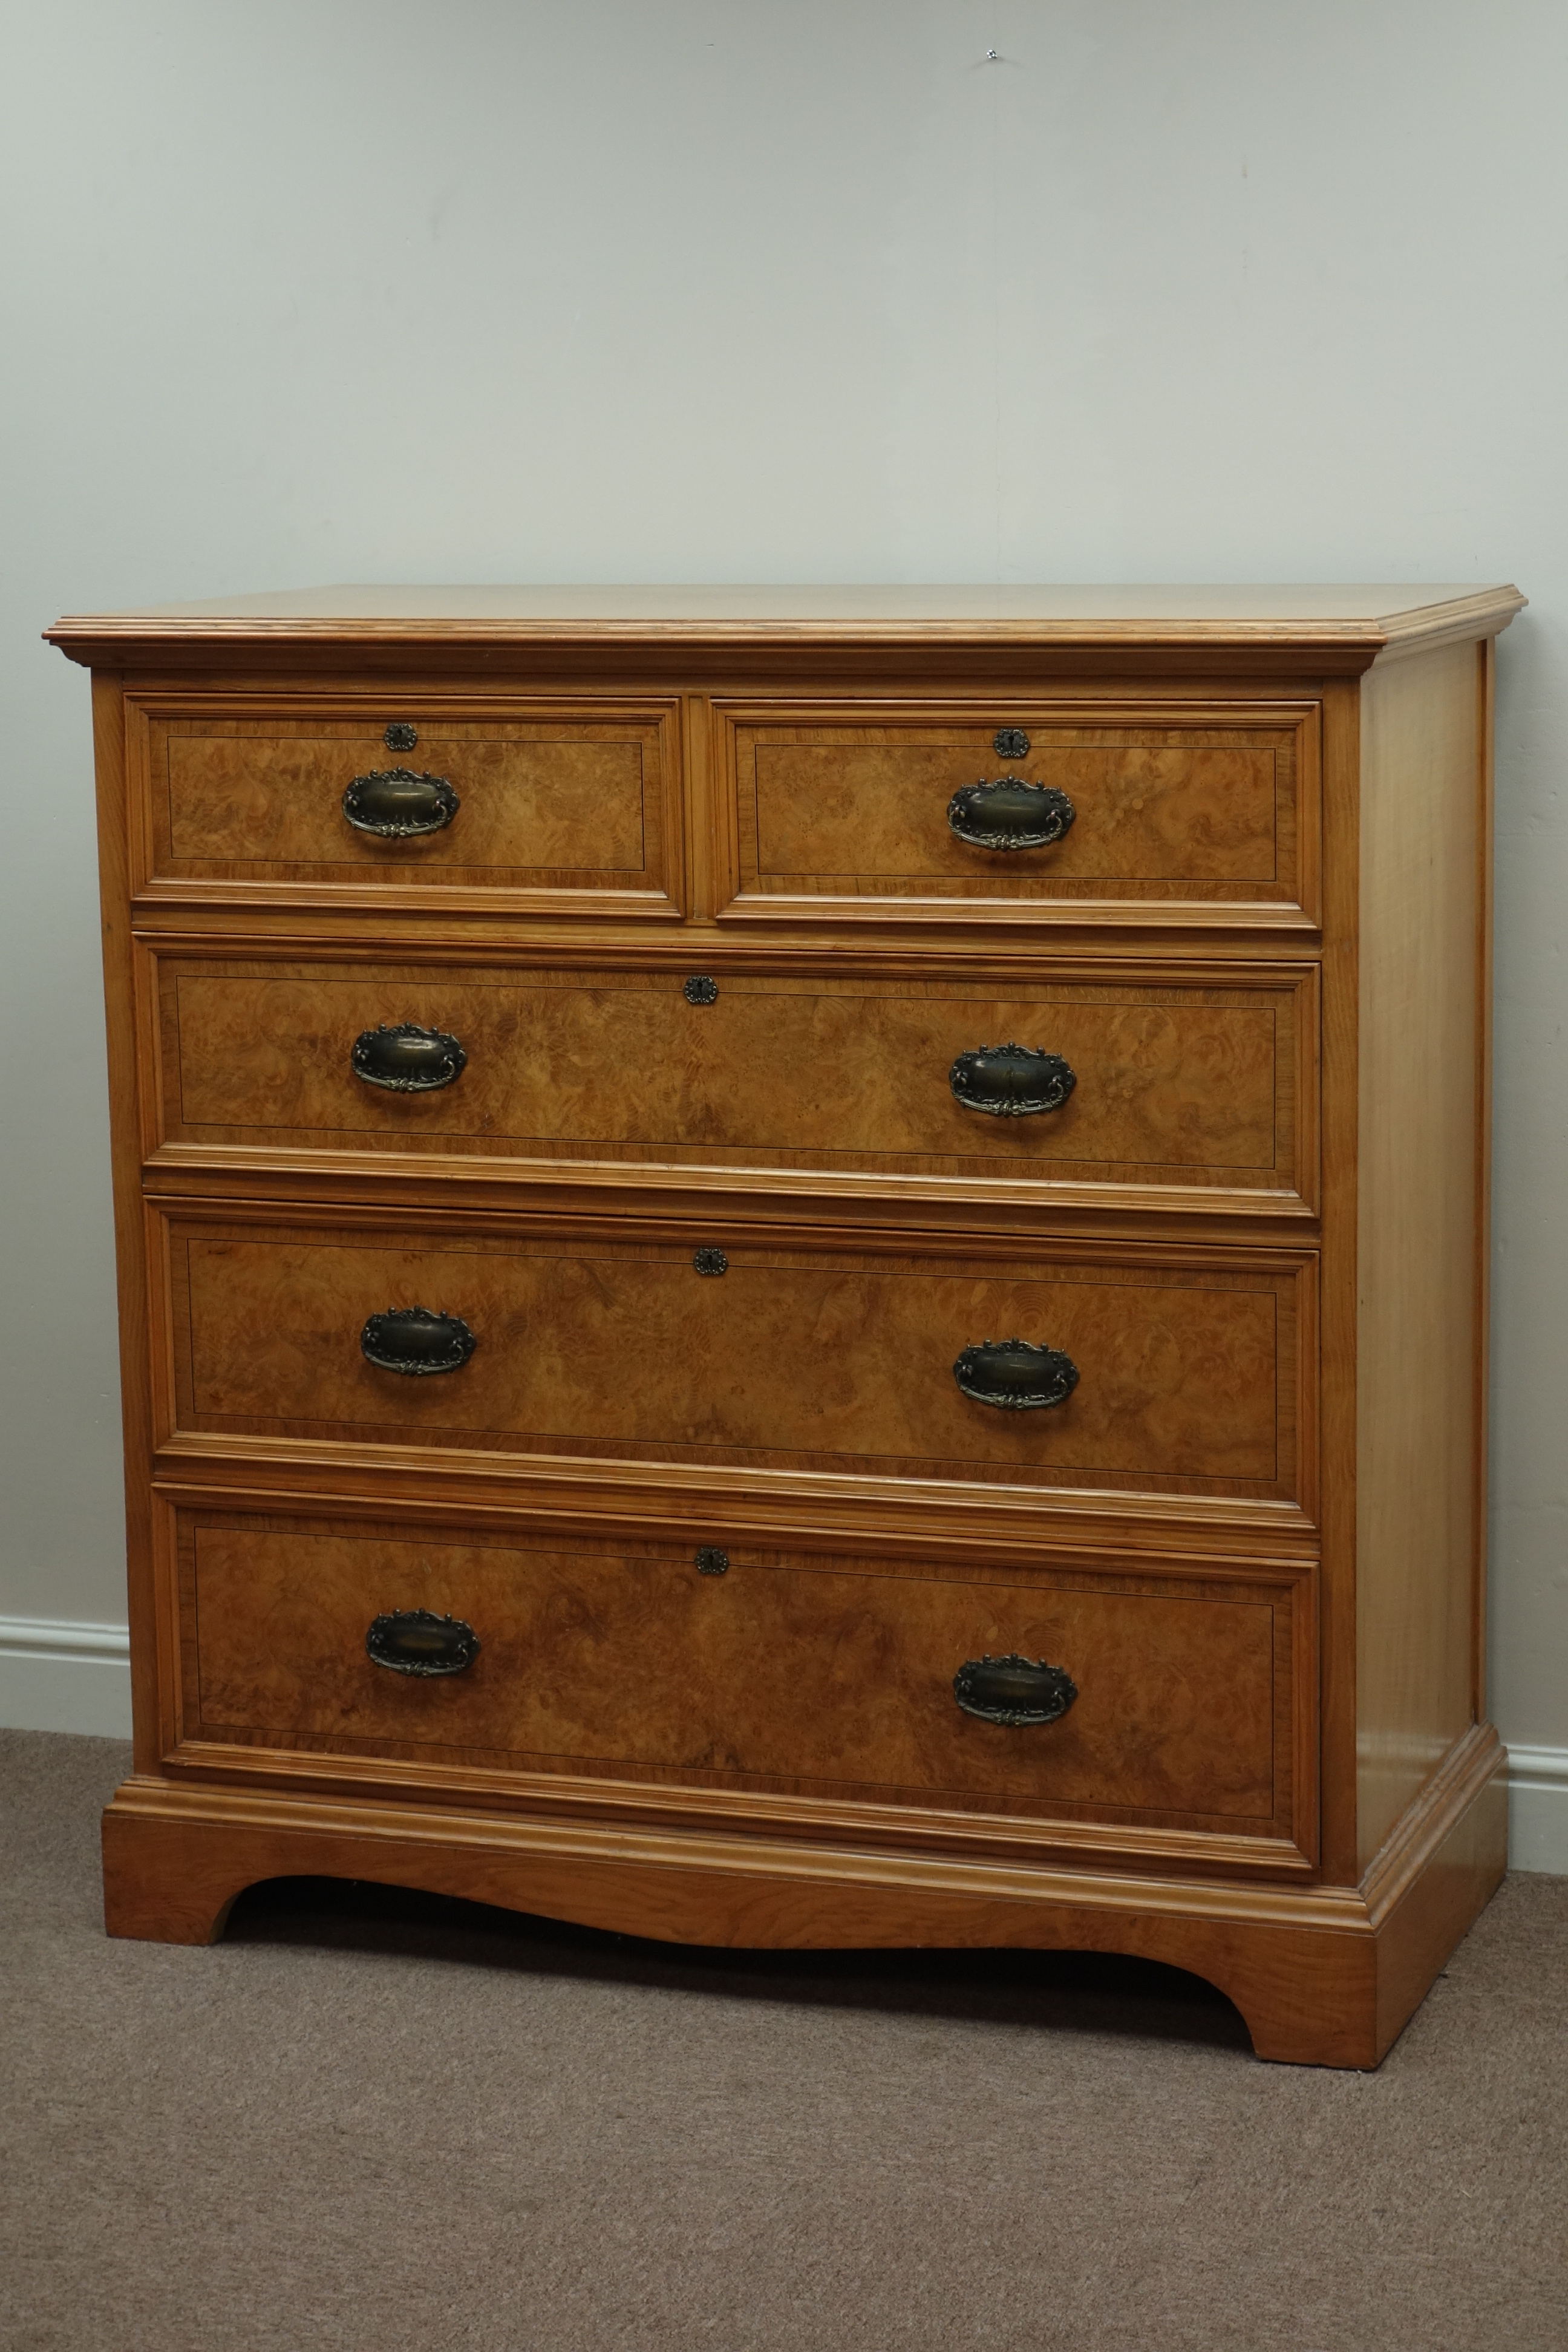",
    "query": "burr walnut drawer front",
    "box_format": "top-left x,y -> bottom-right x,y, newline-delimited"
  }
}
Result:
154,956 -> 1317,1212
128,702 -> 681,912
165,1222 -> 1312,1509
714,702 -> 1319,927
175,1511 -> 1312,1857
